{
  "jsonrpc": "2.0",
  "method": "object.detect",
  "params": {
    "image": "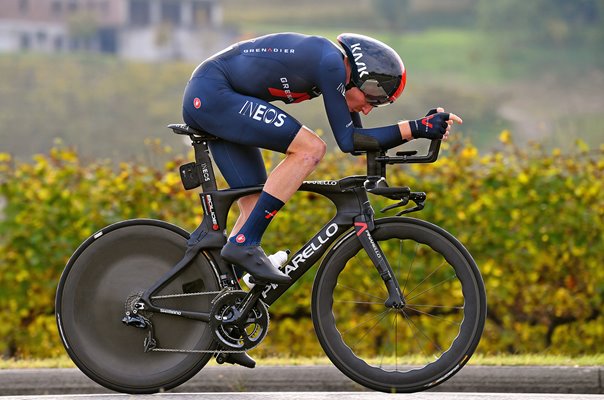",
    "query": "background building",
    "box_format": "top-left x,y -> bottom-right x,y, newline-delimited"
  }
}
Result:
0,0 -> 229,60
